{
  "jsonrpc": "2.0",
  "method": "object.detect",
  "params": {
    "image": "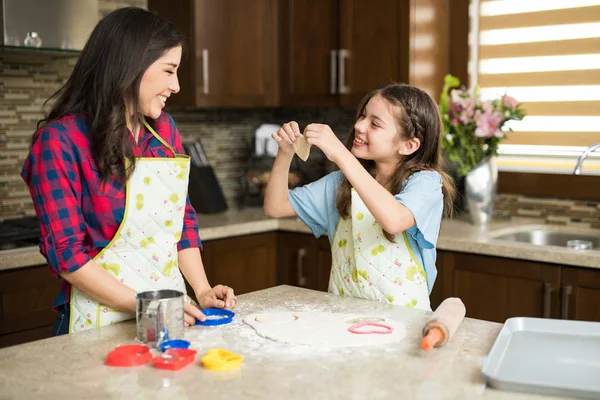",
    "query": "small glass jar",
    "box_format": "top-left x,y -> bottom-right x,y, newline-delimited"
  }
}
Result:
24,32 -> 42,48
